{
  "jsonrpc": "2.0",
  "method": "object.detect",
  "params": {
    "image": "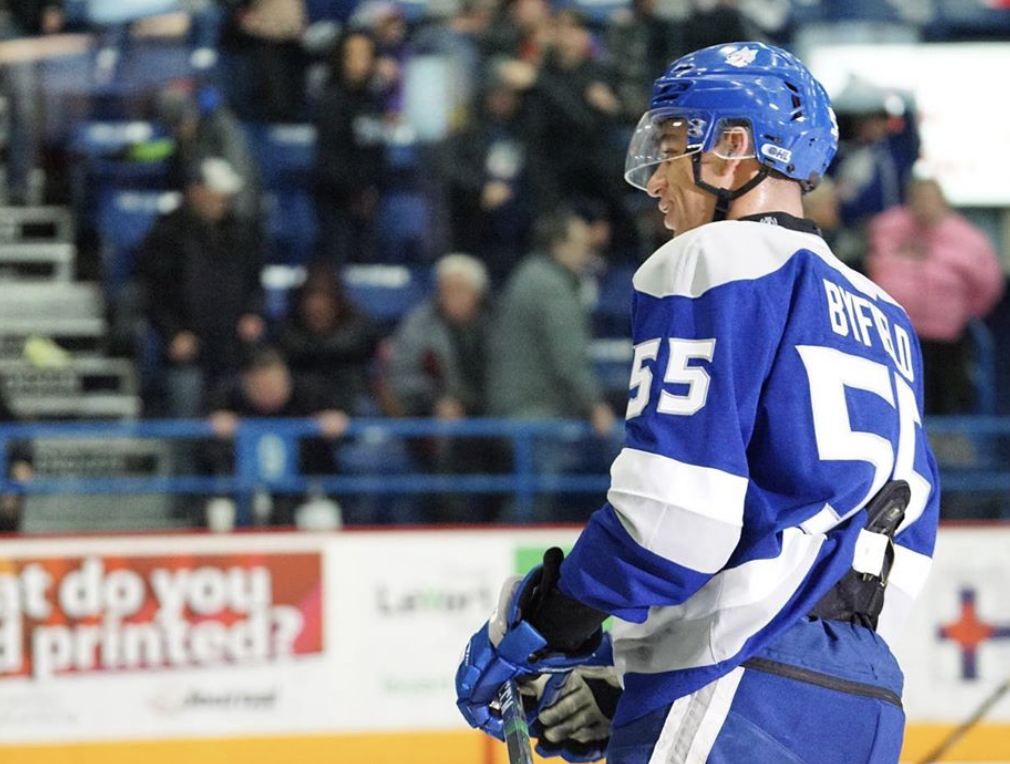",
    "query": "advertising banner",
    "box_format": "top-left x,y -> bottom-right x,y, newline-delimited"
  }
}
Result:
323,529 -> 577,731
0,533 -> 334,744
